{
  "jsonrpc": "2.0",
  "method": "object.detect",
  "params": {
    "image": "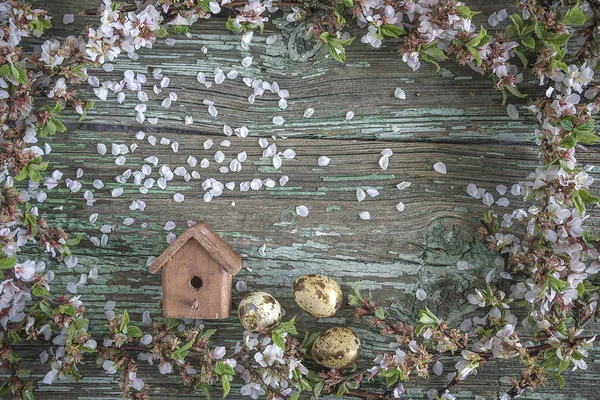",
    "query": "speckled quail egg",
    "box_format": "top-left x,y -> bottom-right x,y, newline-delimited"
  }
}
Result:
292,274 -> 342,318
237,291 -> 282,332
311,327 -> 361,369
